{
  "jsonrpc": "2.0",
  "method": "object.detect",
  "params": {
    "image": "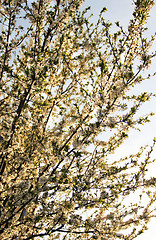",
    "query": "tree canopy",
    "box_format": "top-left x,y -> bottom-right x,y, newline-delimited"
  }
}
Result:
0,0 -> 156,239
